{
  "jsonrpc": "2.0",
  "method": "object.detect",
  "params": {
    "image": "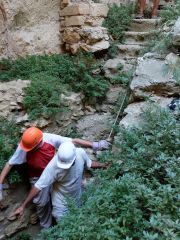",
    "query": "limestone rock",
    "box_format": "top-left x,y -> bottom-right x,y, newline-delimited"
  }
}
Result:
0,79 -> 30,118
85,16 -> 104,27
15,114 -> 28,124
101,86 -> 126,112
5,211 -> 29,237
11,23 -> 61,56
63,28 -> 81,43
171,17 -> 180,47
0,234 -> 5,240
0,213 -> 5,222
76,113 -> 112,141
0,0 -> 61,58
120,97 -> 173,128
165,52 -> 179,66
55,92 -> 85,127
65,16 -> 86,26
131,55 -> 180,100
82,40 -> 110,52
103,58 -> 134,79
30,118 -> 52,129
60,4 -> 90,16
60,0 -> 70,9
105,87 -> 125,105
80,26 -> 109,44
89,3 -> 109,17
